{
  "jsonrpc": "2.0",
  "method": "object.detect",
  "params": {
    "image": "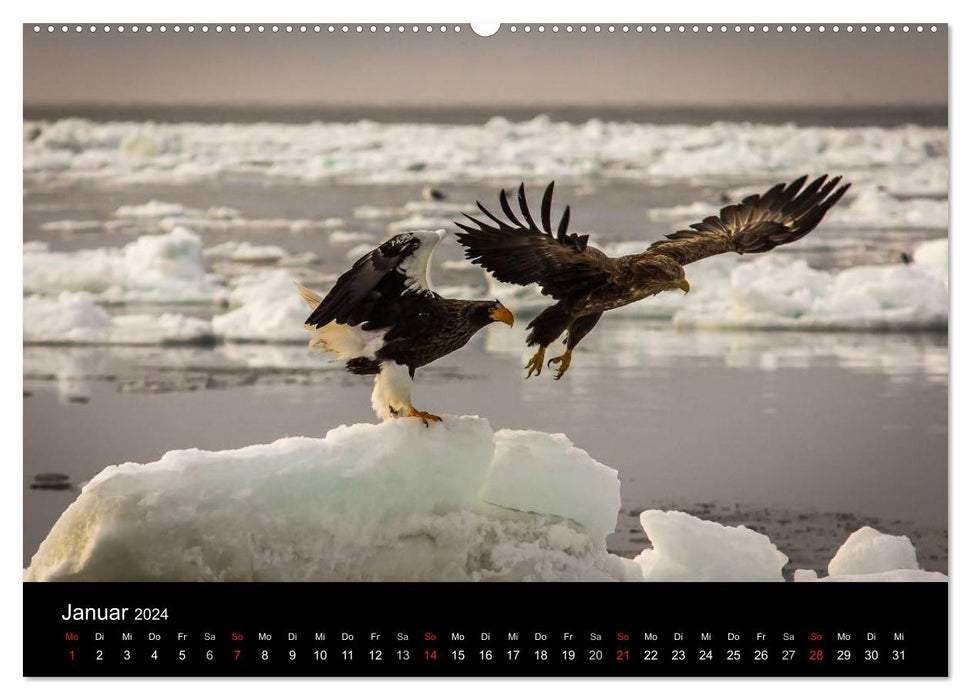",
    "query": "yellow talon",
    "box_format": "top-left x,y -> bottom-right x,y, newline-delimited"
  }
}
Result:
405,406 -> 442,427
547,349 -> 573,380
525,347 -> 546,378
